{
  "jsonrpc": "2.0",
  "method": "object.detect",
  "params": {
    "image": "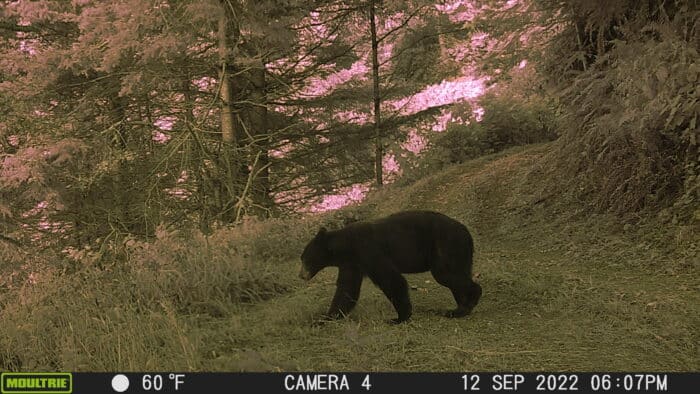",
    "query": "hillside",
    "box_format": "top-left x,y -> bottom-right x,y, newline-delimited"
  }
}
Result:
1,143 -> 697,371
207,143 -> 697,371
